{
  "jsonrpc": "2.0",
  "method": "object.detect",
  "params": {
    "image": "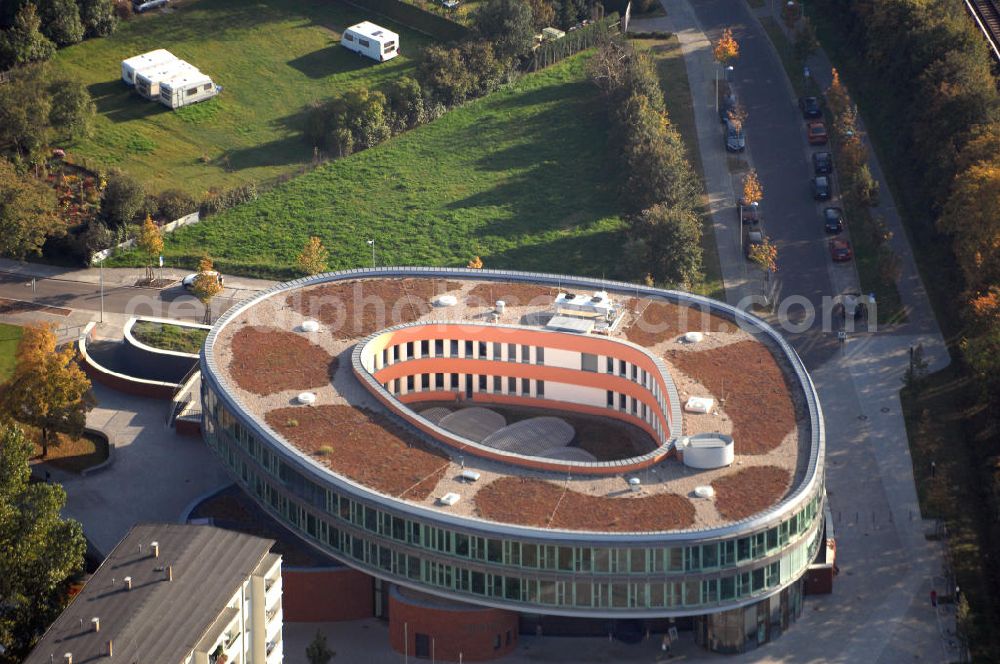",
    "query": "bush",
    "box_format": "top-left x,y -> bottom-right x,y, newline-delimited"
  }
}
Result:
100,170 -> 145,227
199,182 -> 258,217
157,189 -> 197,221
